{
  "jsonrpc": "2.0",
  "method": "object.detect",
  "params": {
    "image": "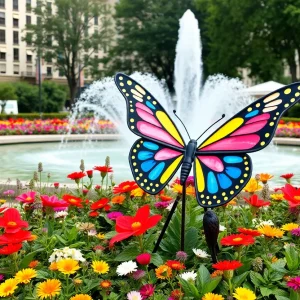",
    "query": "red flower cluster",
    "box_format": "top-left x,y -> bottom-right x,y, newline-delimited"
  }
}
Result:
93,166 -> 113,178
109,205 -> 162,246
166,260 -> 185,270
90,198 -> 111,211
244,194 -> 270,207
281,184 -> 300,207
62,194 -> 83,208
212,260 -> 242,271
0,208 -> 32,255
113,181 -> 138,194
221,233 -> 255,246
